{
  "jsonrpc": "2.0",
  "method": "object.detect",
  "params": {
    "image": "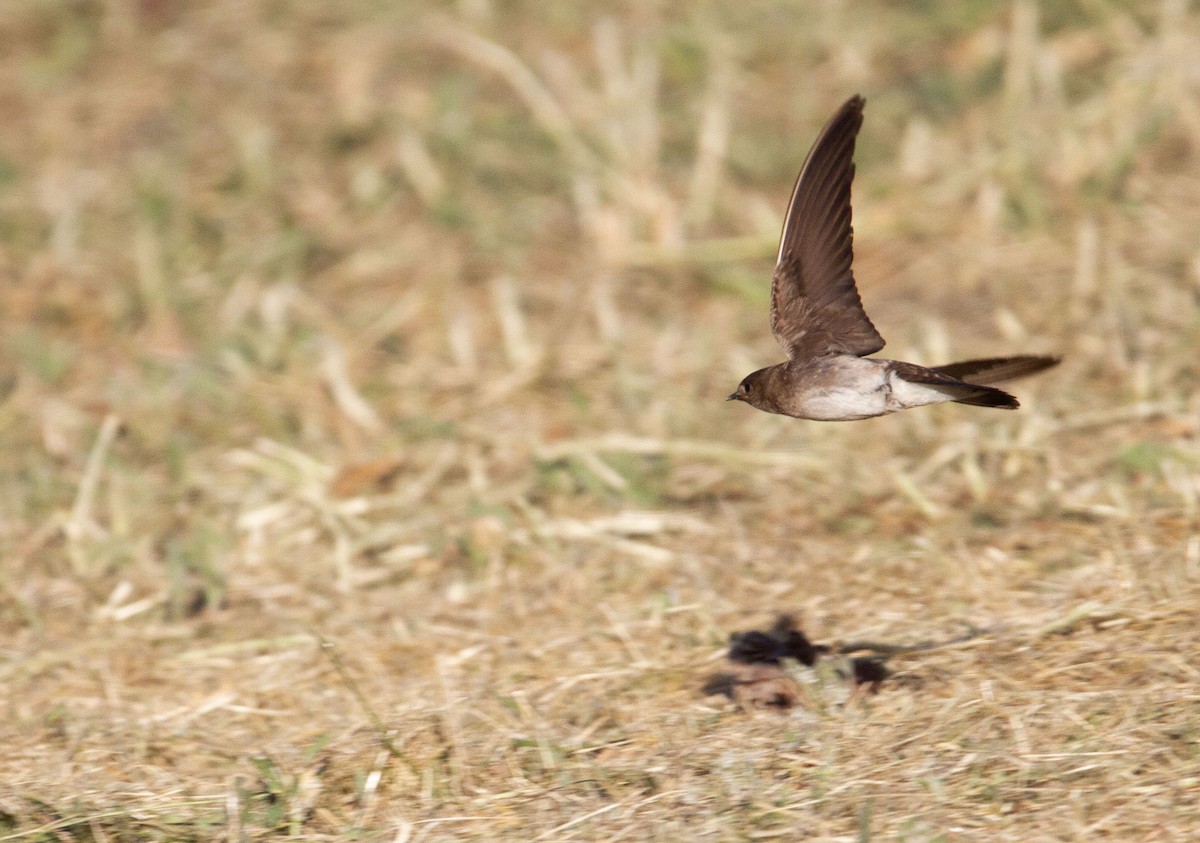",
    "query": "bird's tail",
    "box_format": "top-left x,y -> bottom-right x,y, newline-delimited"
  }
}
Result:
891,361 -> 1023,409
945,385 -> 1021,409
